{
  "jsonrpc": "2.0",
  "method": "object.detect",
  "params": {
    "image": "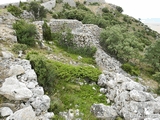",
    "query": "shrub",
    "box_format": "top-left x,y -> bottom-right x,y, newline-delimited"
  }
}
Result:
42,21 -> 52,41
102,7 -> 109,13
7,4 -> 22,17
121,63 -> 140,76
116,6 -> 123,13
12,43 -> 28,54
28,1 -> 47,20
13,20 -> 37,46
26,52 -> 56,92
153,72 -> 160,82
26,52 -> 101,93
52,29 -> 96,57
